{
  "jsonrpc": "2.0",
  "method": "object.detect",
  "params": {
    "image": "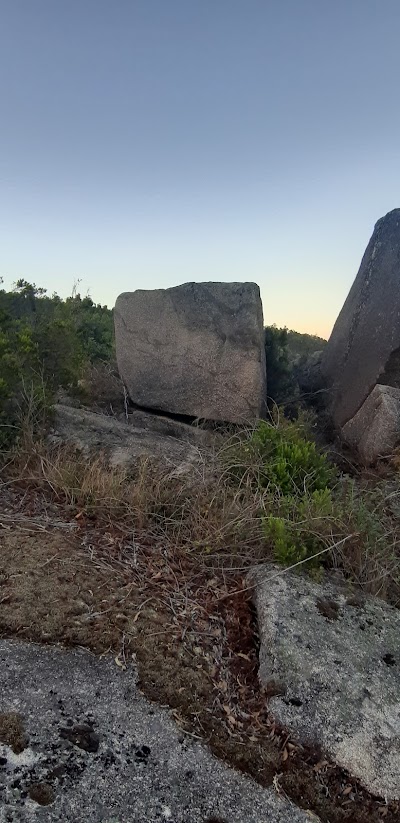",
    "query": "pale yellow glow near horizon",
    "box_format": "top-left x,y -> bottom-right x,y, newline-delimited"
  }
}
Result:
266,313 -> 332,340
1,266 -> 338,342
261,293 -> 336,341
